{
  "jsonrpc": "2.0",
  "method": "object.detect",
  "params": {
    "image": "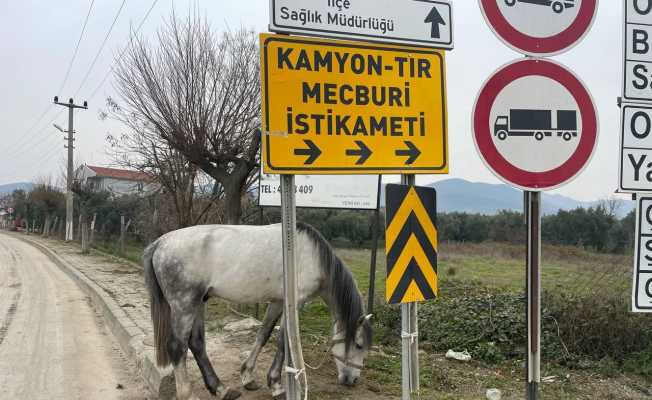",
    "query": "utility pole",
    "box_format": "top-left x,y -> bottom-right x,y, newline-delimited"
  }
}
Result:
53,96 -> 87,242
